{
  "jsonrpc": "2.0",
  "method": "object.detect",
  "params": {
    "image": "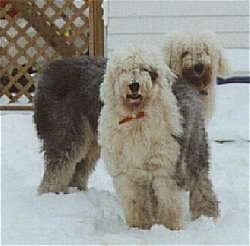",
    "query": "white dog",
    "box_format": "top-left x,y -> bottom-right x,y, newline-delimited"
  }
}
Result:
162,31 -> 230,119
98,46 -> 183,230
